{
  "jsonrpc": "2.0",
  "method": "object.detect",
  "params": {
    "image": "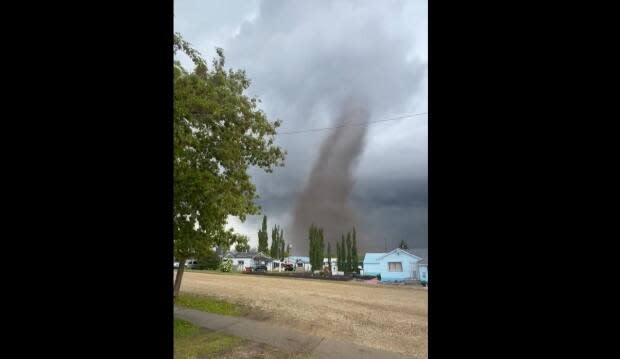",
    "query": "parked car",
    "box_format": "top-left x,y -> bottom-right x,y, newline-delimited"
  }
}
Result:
185,259 -> 199,269
283,263 -> 294,271
254,264 -> 268,272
